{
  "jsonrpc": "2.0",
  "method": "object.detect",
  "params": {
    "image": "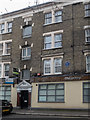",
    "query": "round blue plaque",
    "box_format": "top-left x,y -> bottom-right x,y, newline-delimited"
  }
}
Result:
65,62 -> 70,67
